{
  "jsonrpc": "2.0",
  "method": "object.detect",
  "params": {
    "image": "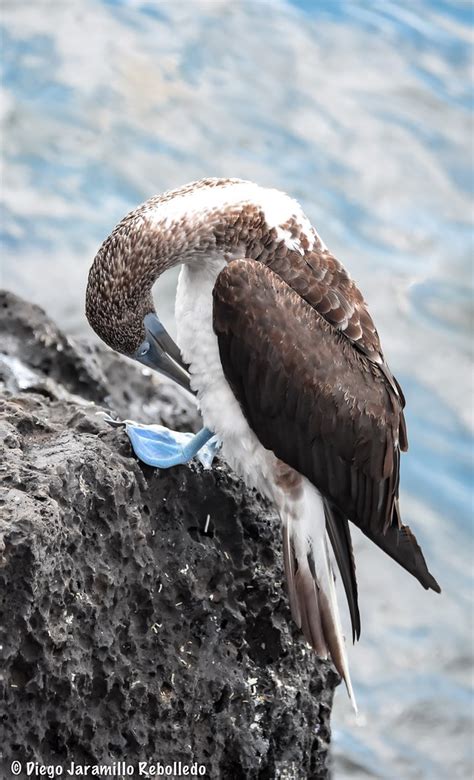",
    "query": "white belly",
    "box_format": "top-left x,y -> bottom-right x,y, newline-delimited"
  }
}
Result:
175,262 -> 276,499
